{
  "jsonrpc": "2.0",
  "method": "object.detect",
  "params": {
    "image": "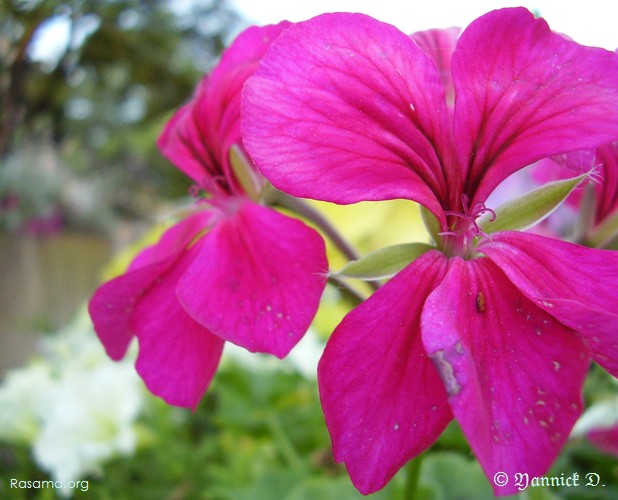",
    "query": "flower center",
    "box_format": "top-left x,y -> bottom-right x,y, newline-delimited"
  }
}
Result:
190,174 -> 231,200
188,174 -> 244,217
439,194 -> 496,259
